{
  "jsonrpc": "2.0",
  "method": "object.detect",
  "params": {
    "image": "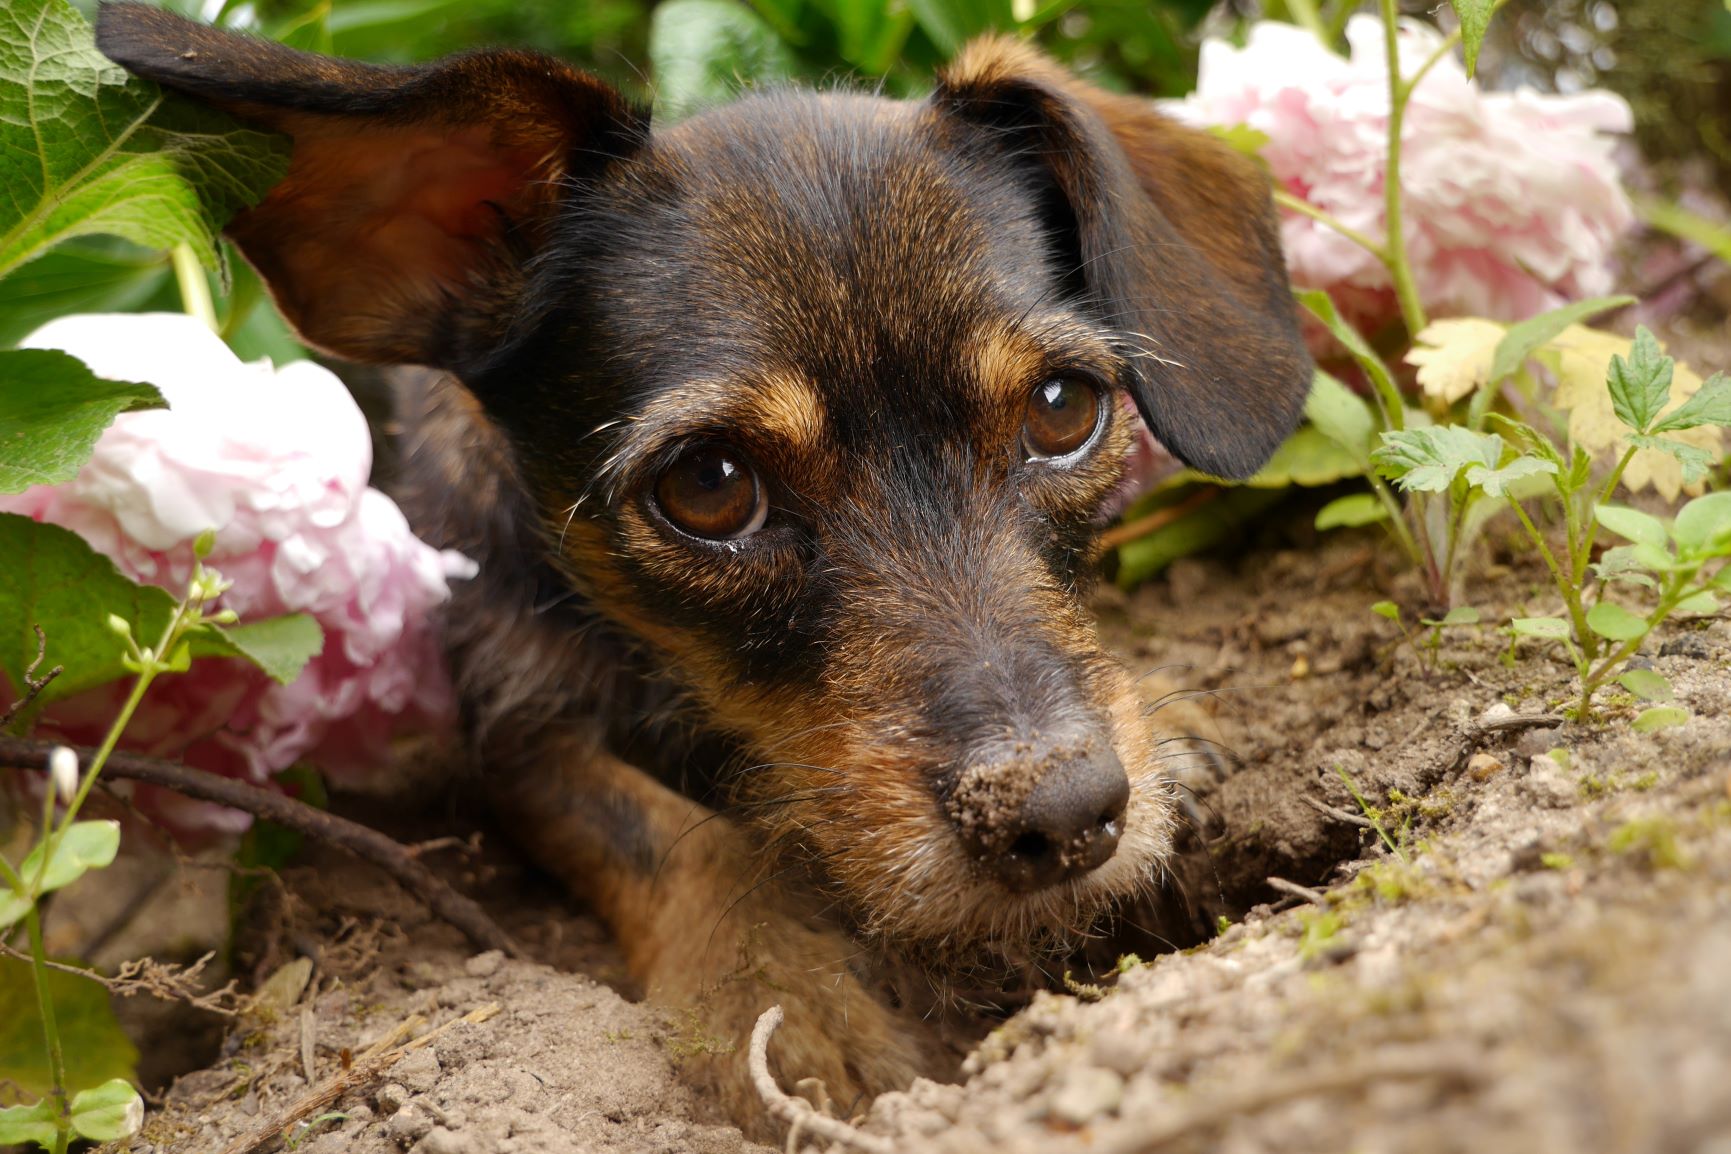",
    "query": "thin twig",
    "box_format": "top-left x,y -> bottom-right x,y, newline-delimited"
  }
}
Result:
0,626 -> 63,729
0,736 -> 522,959
1464,712 -> 1564,738
1265,877 -> 1329,907
1099,1047 -> 1485,1153
750,1006 -> 892,1154
1101,488 -> 1220,551
217,1004 -> 500,1154
1300,795 -> 1375,828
